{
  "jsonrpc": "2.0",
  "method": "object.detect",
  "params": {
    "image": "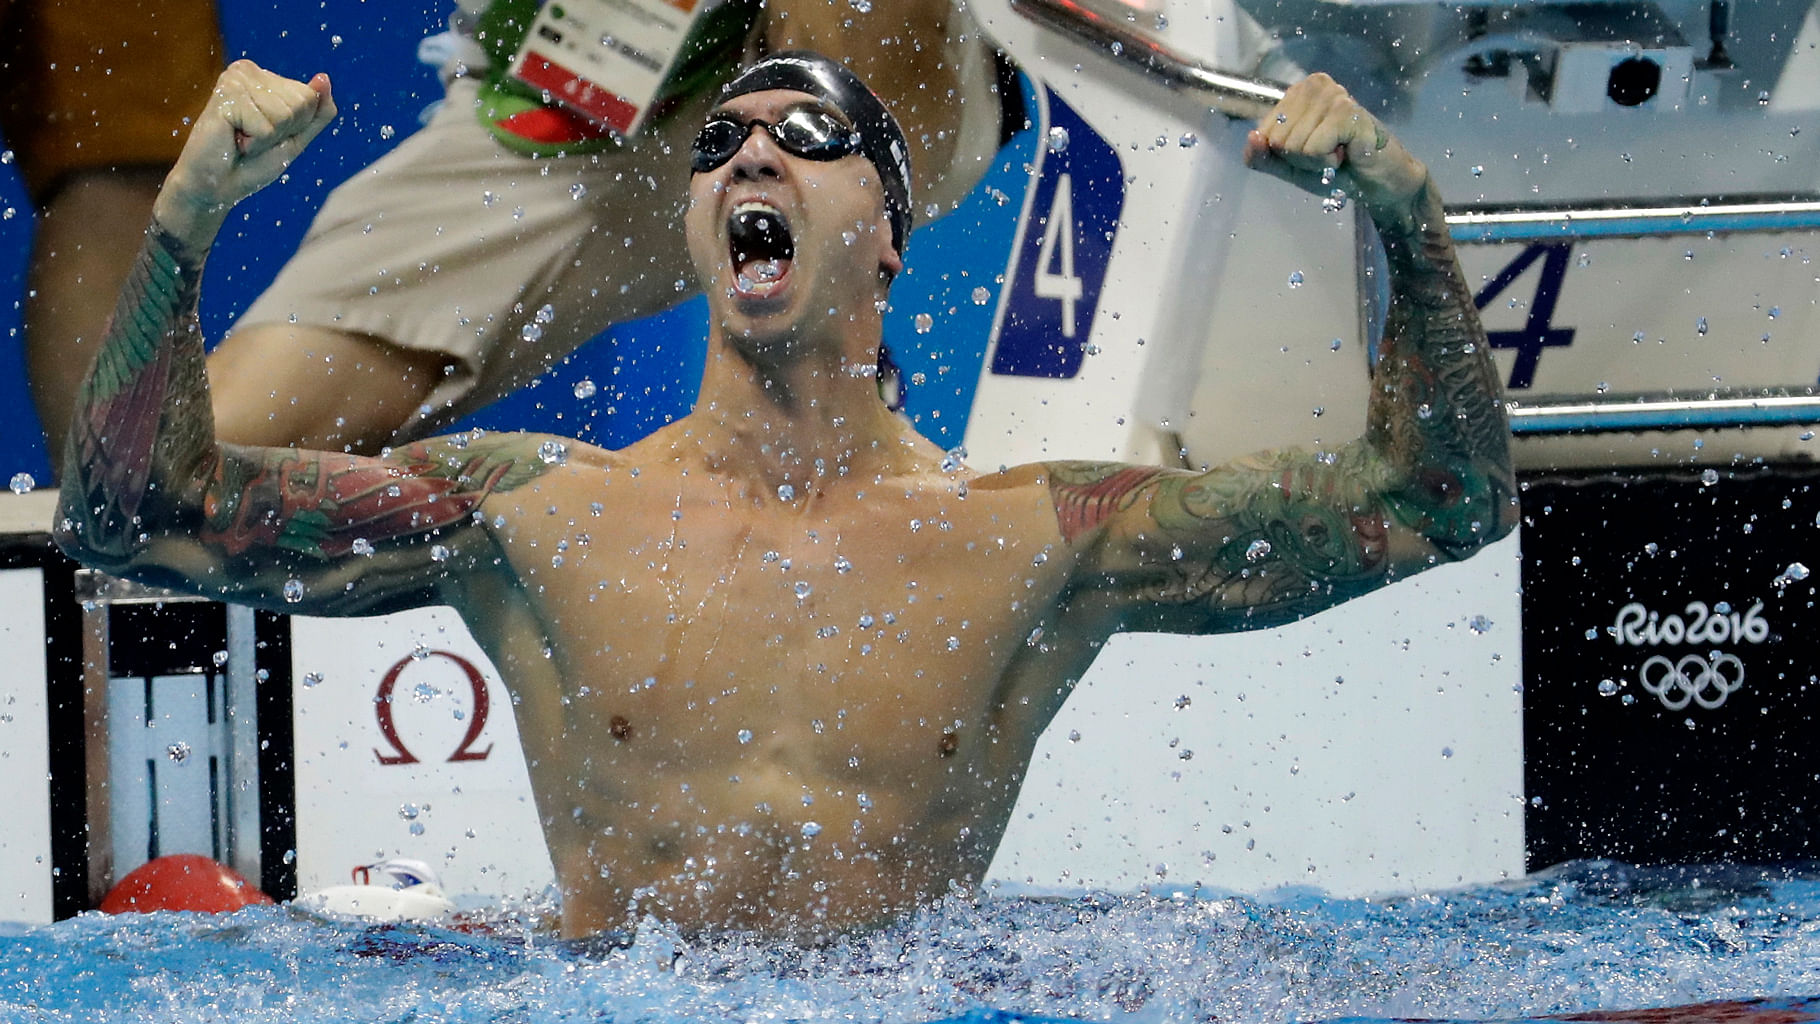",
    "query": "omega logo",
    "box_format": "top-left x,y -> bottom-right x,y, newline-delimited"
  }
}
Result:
373,651 -> 495,765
